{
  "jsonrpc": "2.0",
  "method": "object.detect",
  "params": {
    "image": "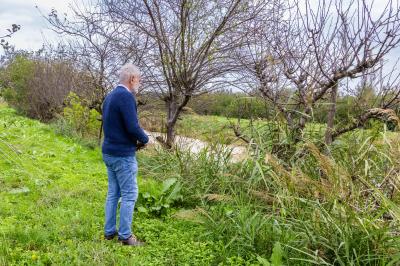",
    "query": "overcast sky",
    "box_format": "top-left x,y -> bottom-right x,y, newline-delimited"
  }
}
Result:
0,0 -> 75,52
2,0 -> 398,50
1,0 -> 399,83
